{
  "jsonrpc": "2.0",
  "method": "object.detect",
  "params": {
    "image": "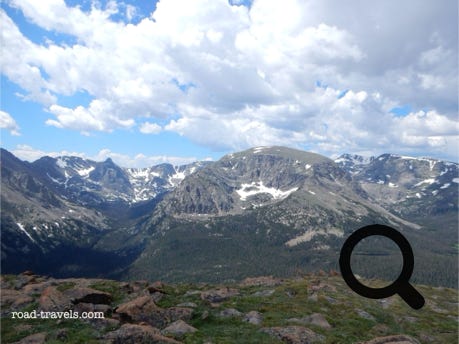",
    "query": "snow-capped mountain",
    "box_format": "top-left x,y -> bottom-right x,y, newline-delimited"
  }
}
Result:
334,153 -> 375,174
30,154 -> 209,206
1,147 -> 457,286
335,153 -> 458,217
125,162 -> 208,203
